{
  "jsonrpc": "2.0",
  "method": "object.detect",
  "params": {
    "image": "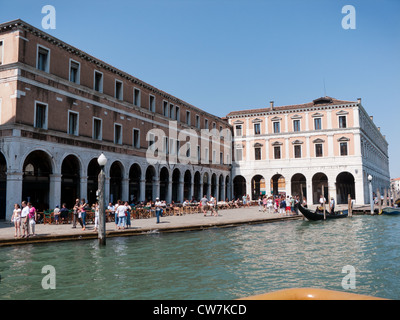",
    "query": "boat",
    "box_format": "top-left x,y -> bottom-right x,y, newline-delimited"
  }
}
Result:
296,204 -> 348,221
380,207 -> 400,215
